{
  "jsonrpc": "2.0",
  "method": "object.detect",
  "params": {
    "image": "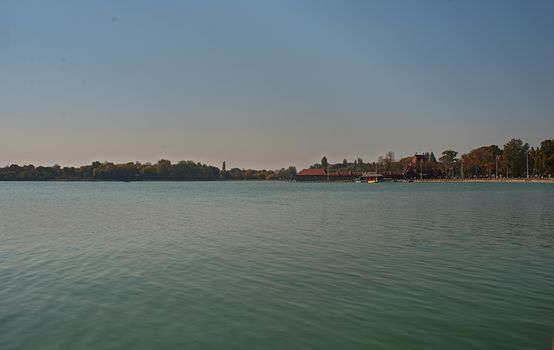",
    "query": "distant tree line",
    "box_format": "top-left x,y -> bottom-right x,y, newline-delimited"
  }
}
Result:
311,137 -> 554,179
310,153 -> 412,174
0,160 -> 297,181
2,137 -> 552,181
431,138 -> 553,178
220,166 -> 297,181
